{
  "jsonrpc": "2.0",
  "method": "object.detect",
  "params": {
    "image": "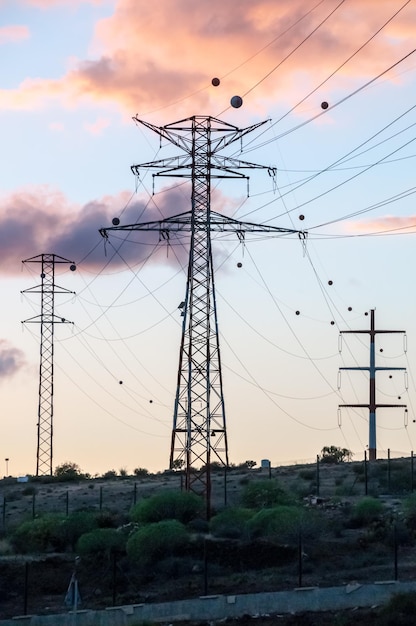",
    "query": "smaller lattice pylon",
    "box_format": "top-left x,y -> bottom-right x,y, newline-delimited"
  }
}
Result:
21,253 -> 76,476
